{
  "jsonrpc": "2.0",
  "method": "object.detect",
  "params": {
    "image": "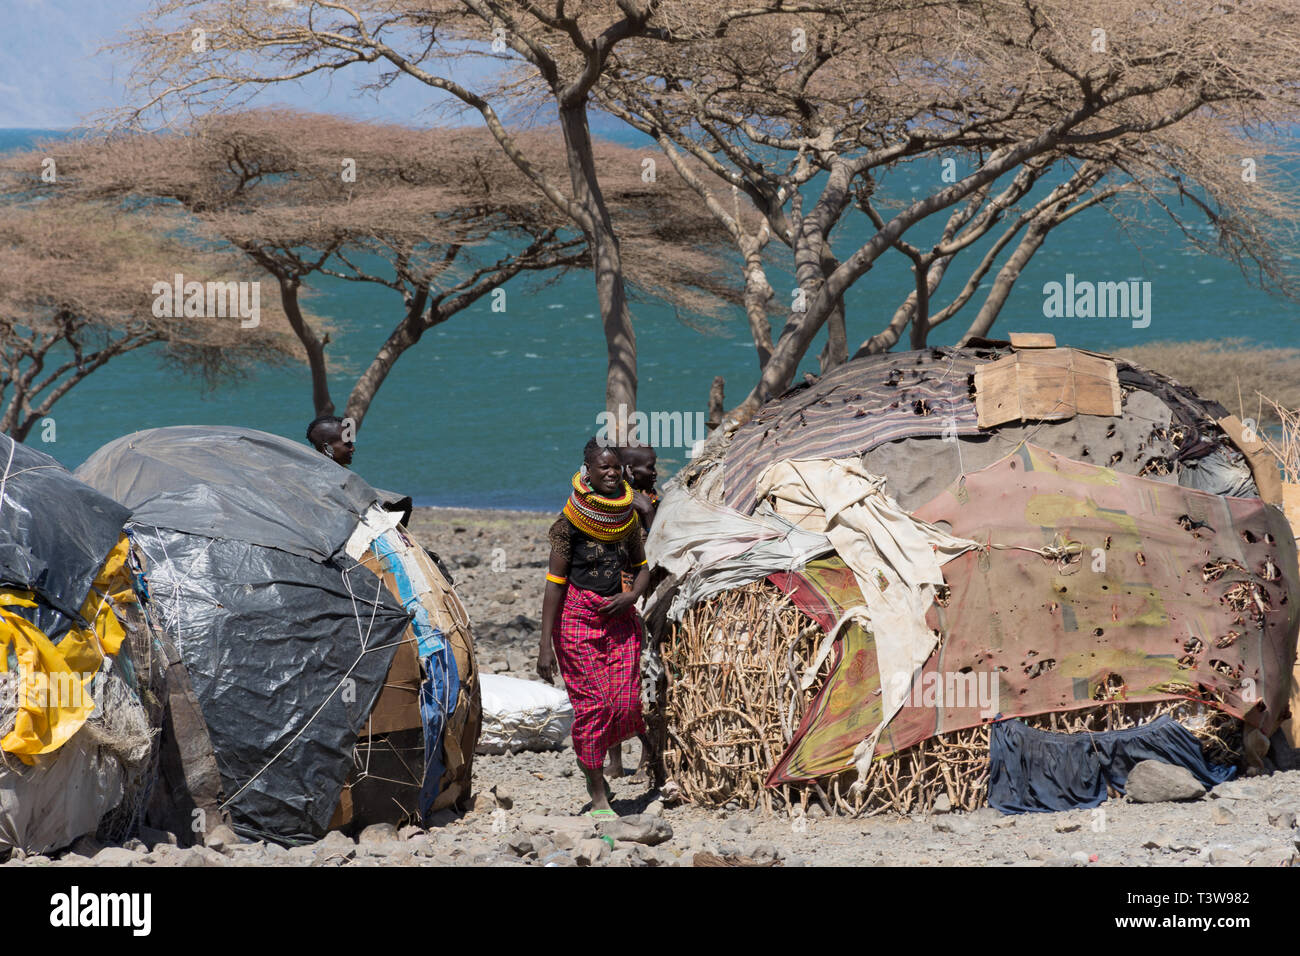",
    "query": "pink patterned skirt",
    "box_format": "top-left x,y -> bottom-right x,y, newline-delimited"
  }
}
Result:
553,584 -> 646,770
